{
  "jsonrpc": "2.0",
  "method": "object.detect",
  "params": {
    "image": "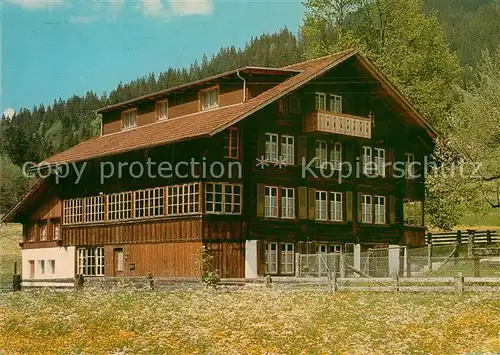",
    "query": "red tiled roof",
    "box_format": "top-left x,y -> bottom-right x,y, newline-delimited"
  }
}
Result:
40,49 -> 357,166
